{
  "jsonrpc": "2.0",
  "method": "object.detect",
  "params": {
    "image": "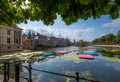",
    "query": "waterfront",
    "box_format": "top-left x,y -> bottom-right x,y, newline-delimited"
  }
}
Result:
0,46 -> 120,82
